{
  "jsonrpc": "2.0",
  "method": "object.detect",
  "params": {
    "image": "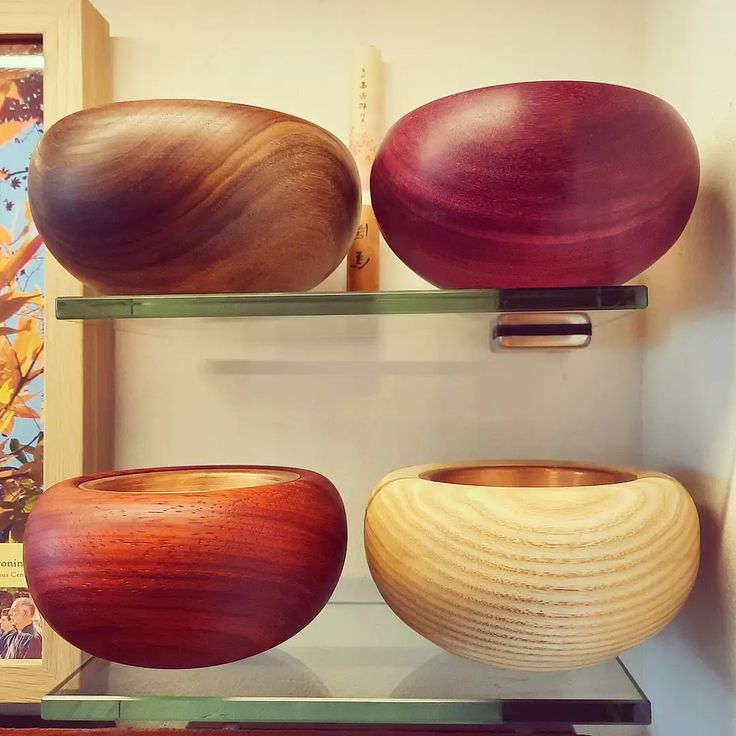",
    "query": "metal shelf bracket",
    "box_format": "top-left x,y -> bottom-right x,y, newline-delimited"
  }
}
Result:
492,313 -> 592,350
